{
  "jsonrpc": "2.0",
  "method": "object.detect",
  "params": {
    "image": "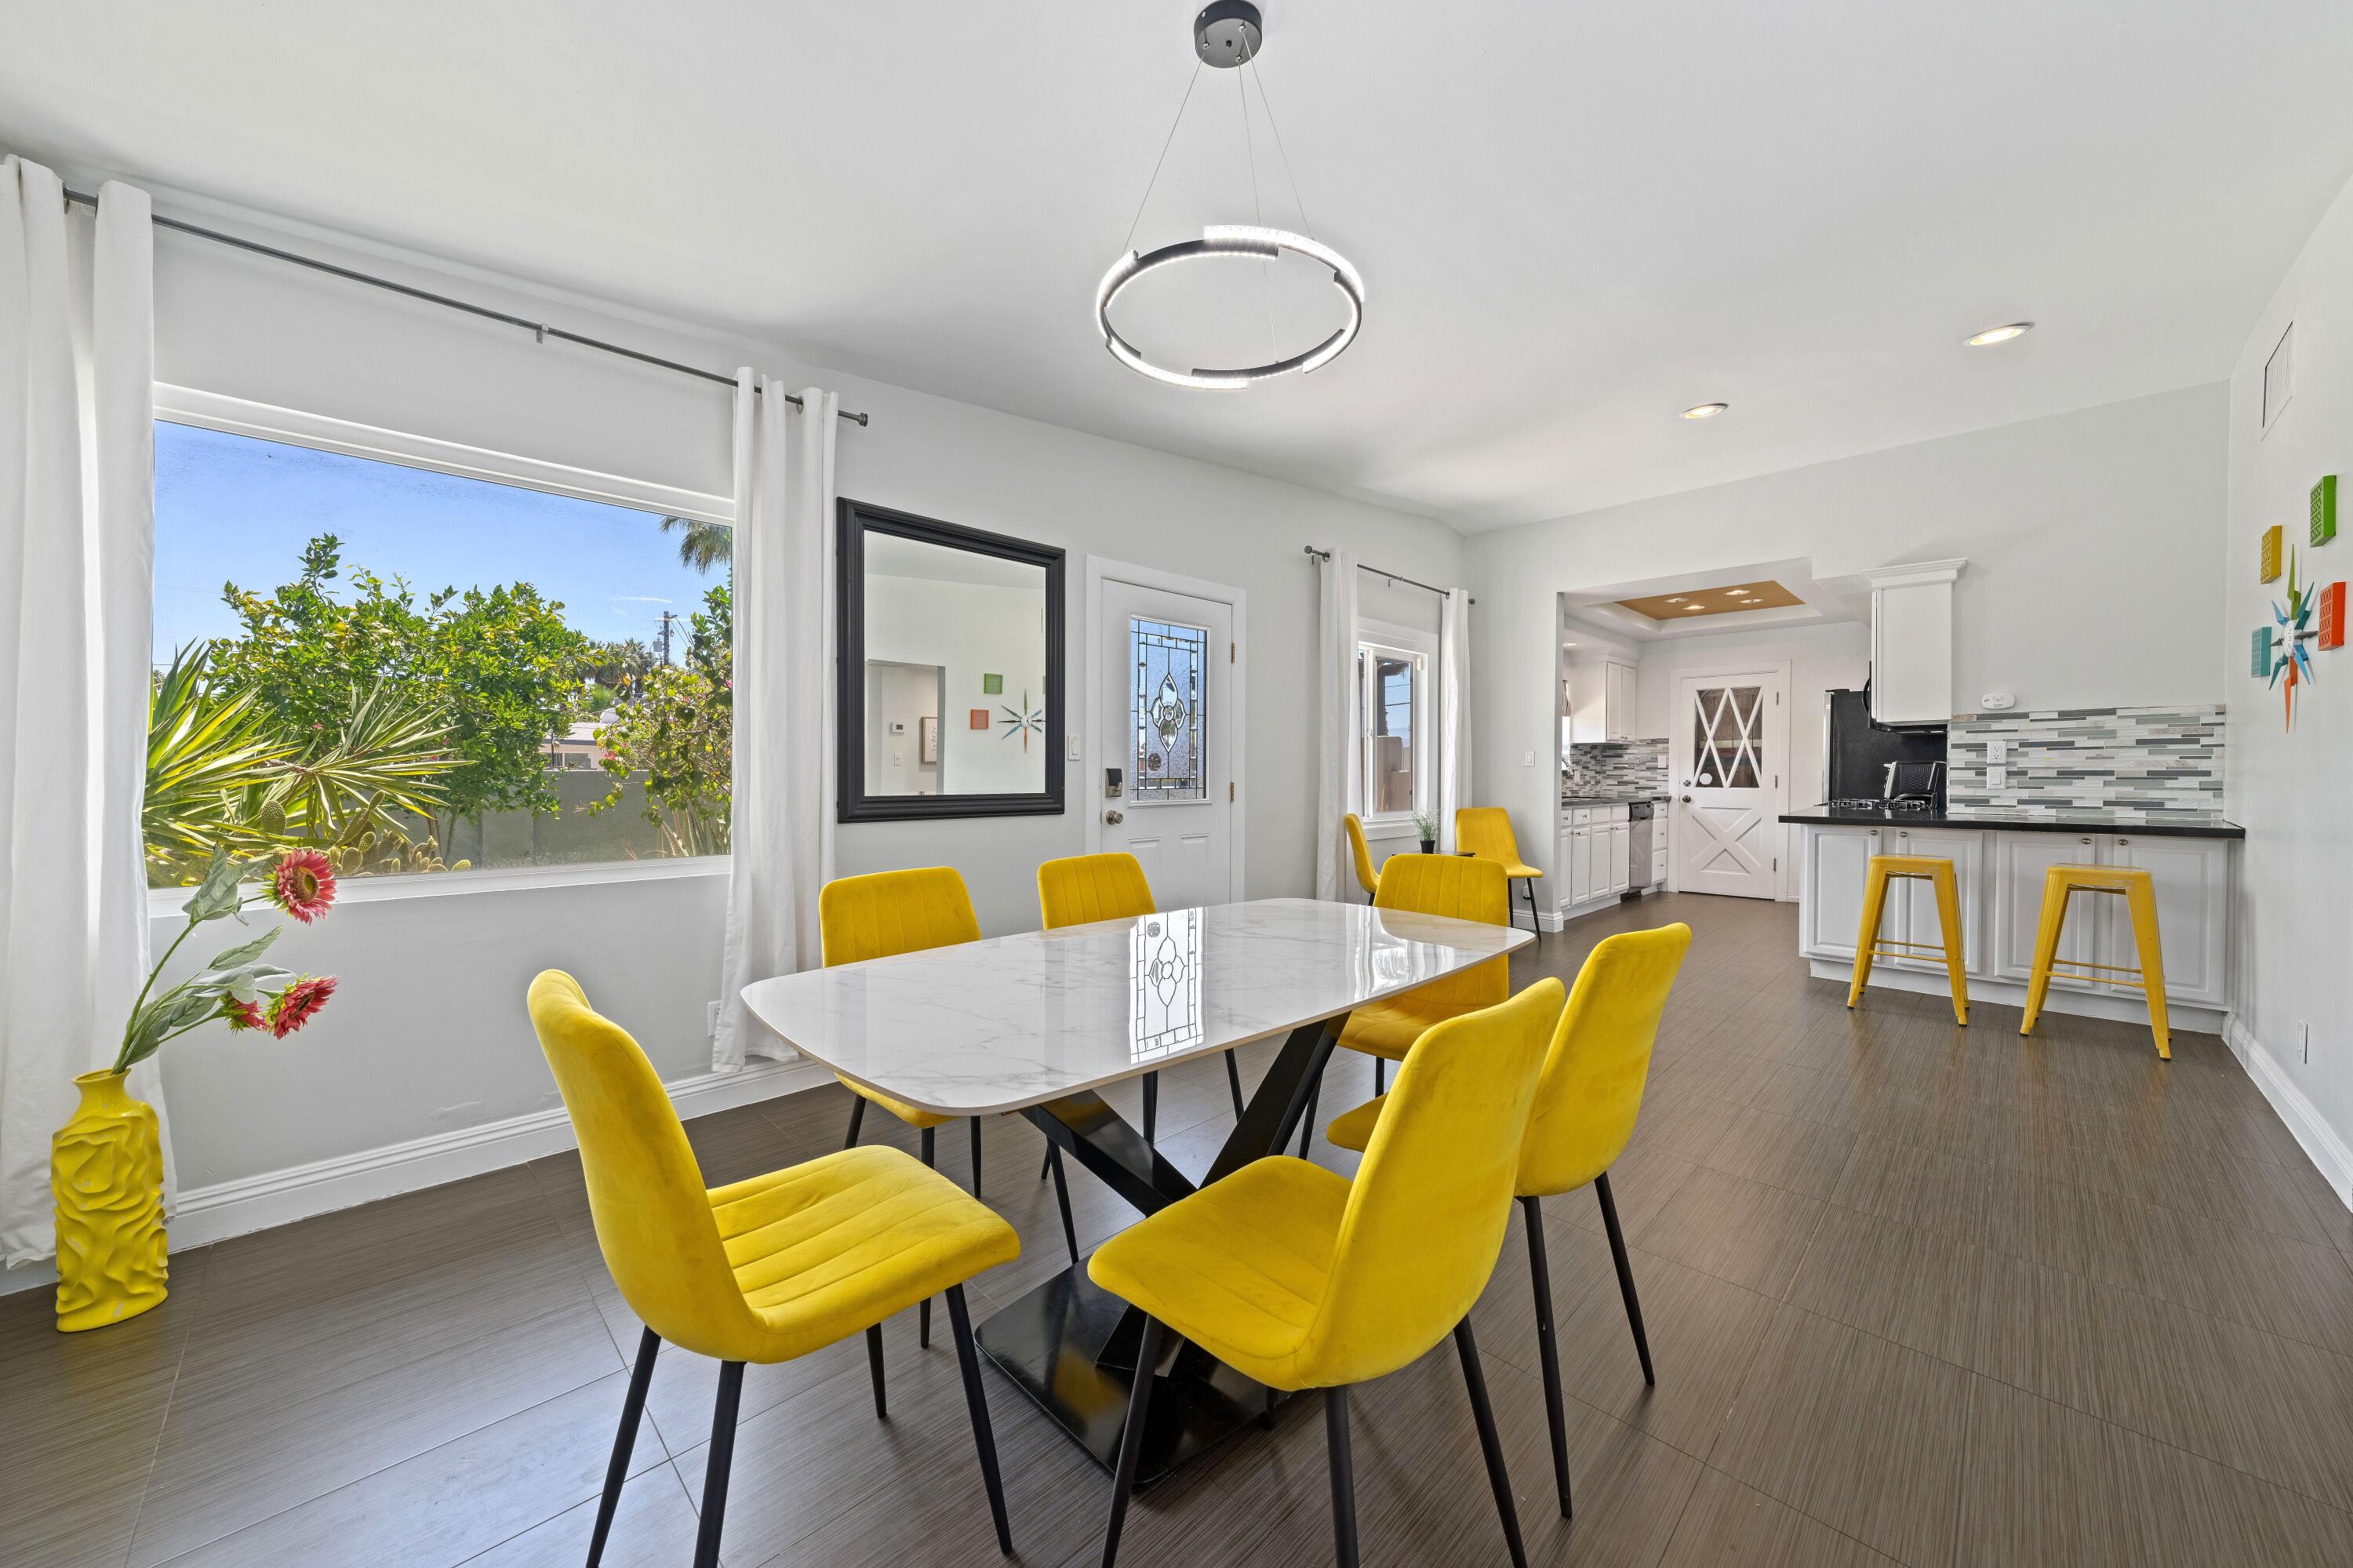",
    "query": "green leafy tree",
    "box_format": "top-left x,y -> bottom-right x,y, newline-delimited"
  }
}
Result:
658,515 -> 733,573
593,583 -> 732,856
214,534 -> 591,843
